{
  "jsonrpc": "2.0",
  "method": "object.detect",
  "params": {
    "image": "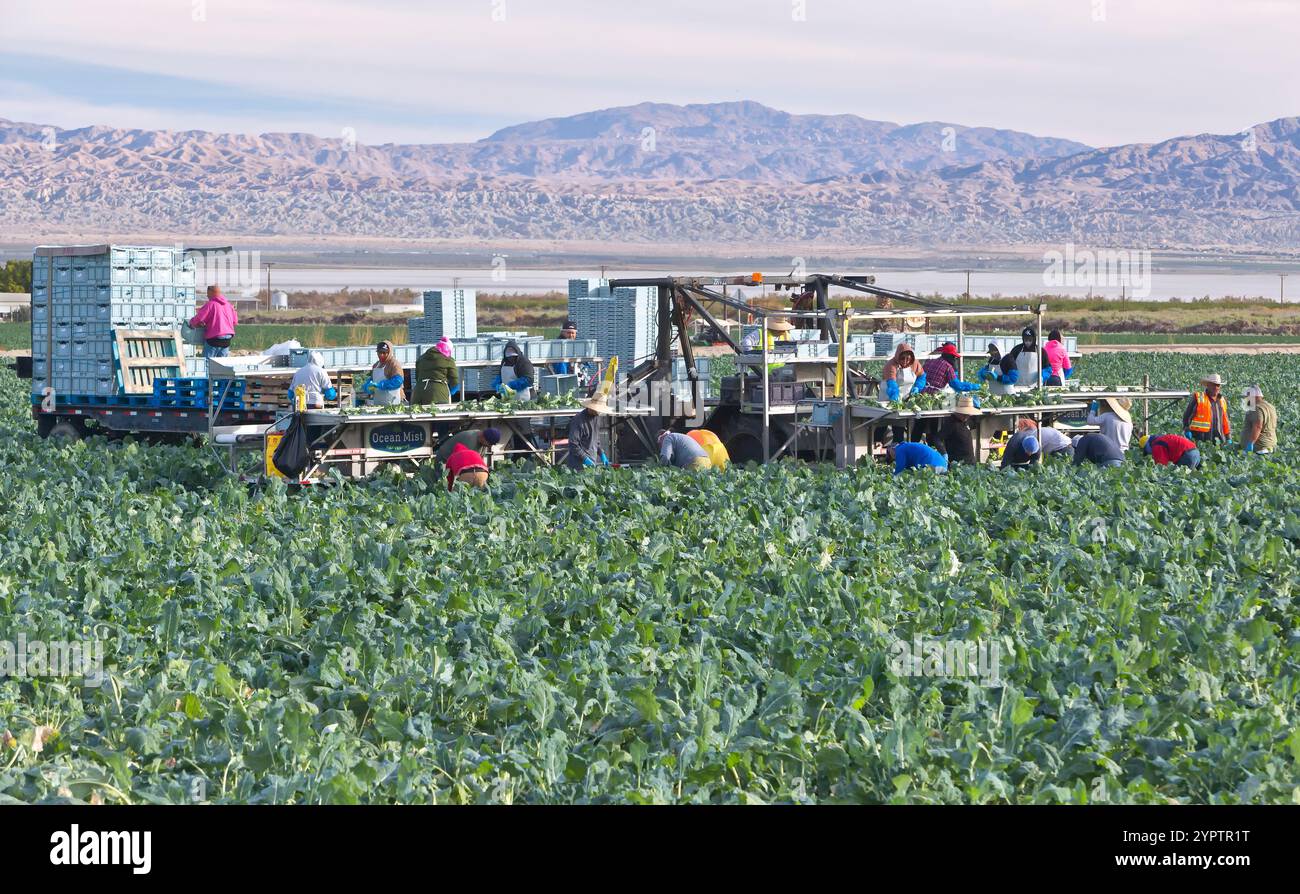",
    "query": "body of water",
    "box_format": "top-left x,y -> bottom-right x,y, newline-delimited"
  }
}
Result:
211,265 -> 1295,302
